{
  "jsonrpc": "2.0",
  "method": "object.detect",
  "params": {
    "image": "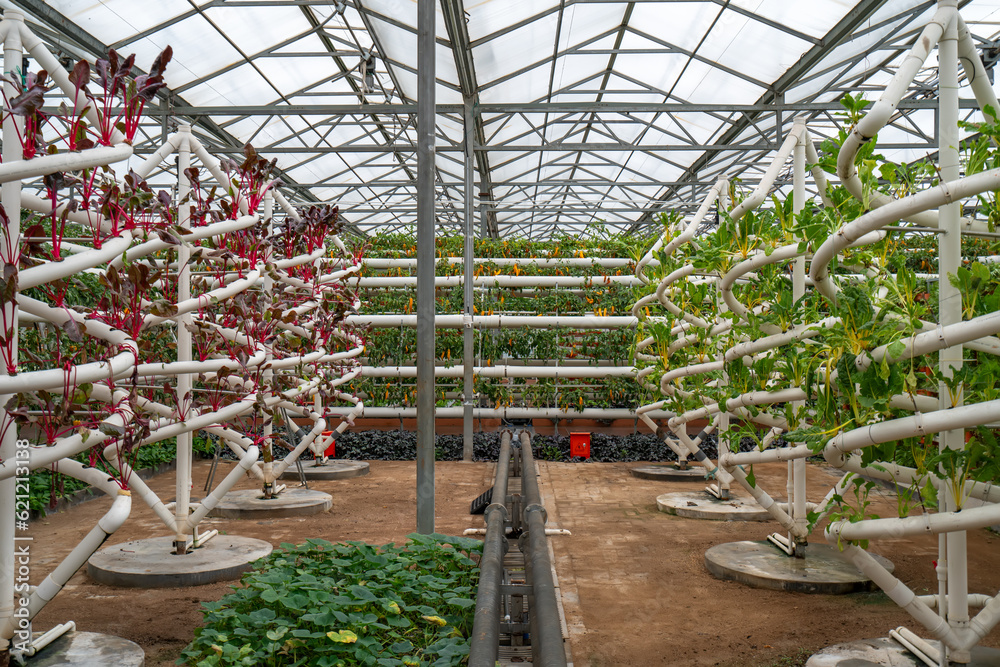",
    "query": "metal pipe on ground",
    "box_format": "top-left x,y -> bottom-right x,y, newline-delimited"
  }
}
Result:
519,431 -> 568,667
468,432 -> 512,667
